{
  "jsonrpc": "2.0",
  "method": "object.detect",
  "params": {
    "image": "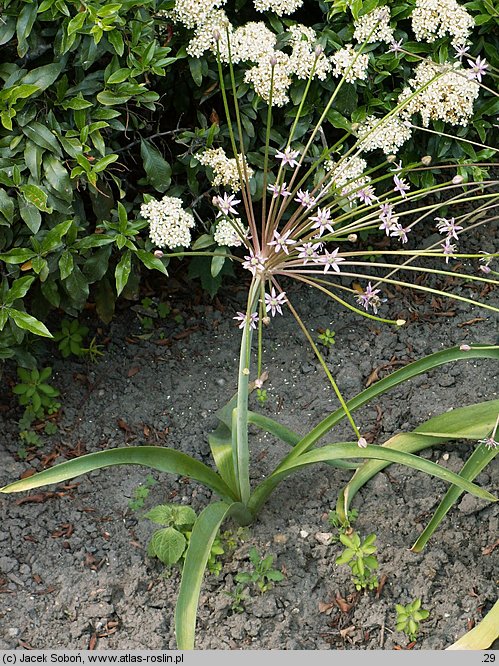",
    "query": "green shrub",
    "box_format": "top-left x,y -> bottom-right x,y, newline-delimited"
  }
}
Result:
0,0 -> 497,369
